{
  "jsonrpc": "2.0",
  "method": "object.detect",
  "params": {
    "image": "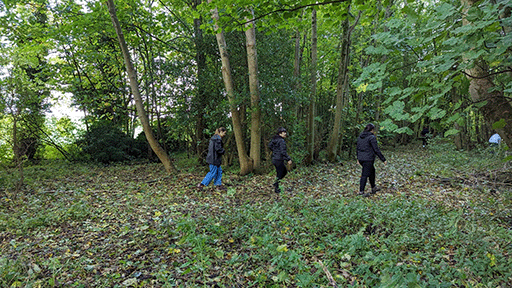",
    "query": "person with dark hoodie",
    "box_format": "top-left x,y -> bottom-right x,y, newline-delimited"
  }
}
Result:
356,123 -> 387,197
268,127 -> 292,193
197,127 -> 227,191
